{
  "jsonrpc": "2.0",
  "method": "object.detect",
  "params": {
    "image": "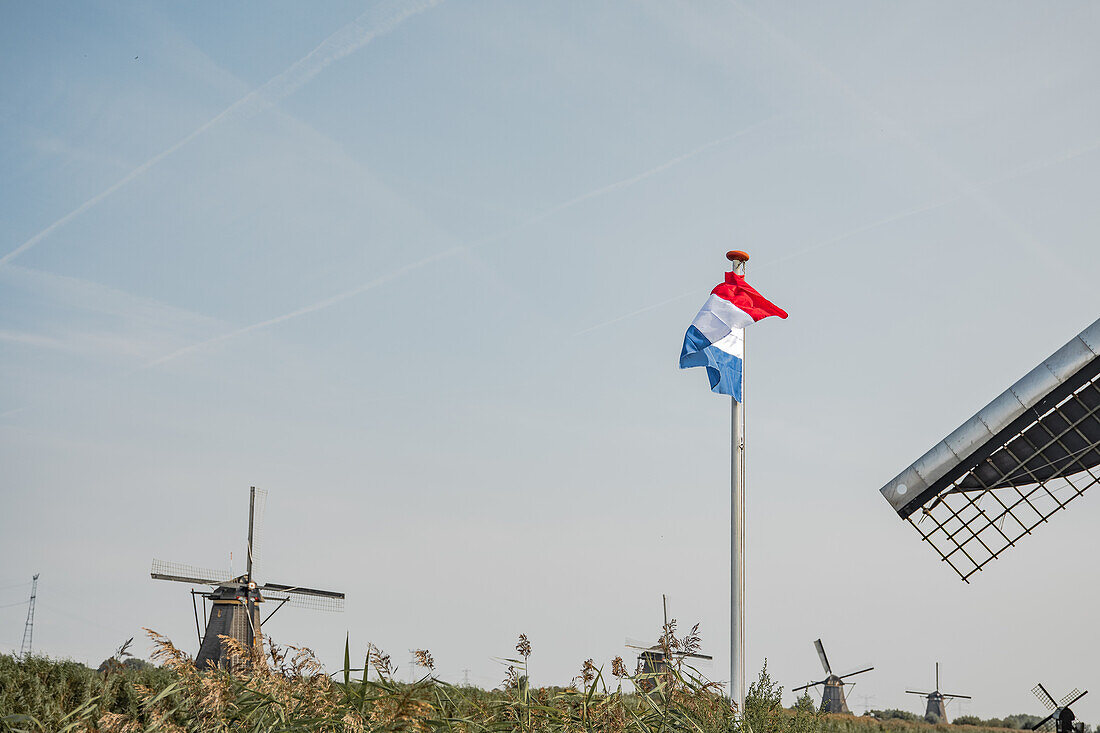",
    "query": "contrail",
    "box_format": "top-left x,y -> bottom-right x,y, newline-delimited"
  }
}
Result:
574,135 -> 1100,338
144,119 -> 780,368
728,0 -> 1085,281
573,292 -> 696,337
0,0 -> 443,270
142,246 -> 462,368
467,116 -> 783,254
